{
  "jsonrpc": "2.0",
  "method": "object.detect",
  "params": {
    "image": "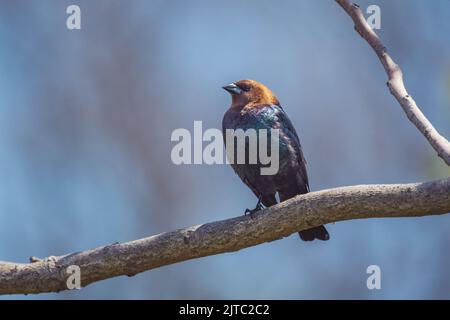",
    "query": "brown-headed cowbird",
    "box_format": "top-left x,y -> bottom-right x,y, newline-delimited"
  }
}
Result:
222,79 -> 329,241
